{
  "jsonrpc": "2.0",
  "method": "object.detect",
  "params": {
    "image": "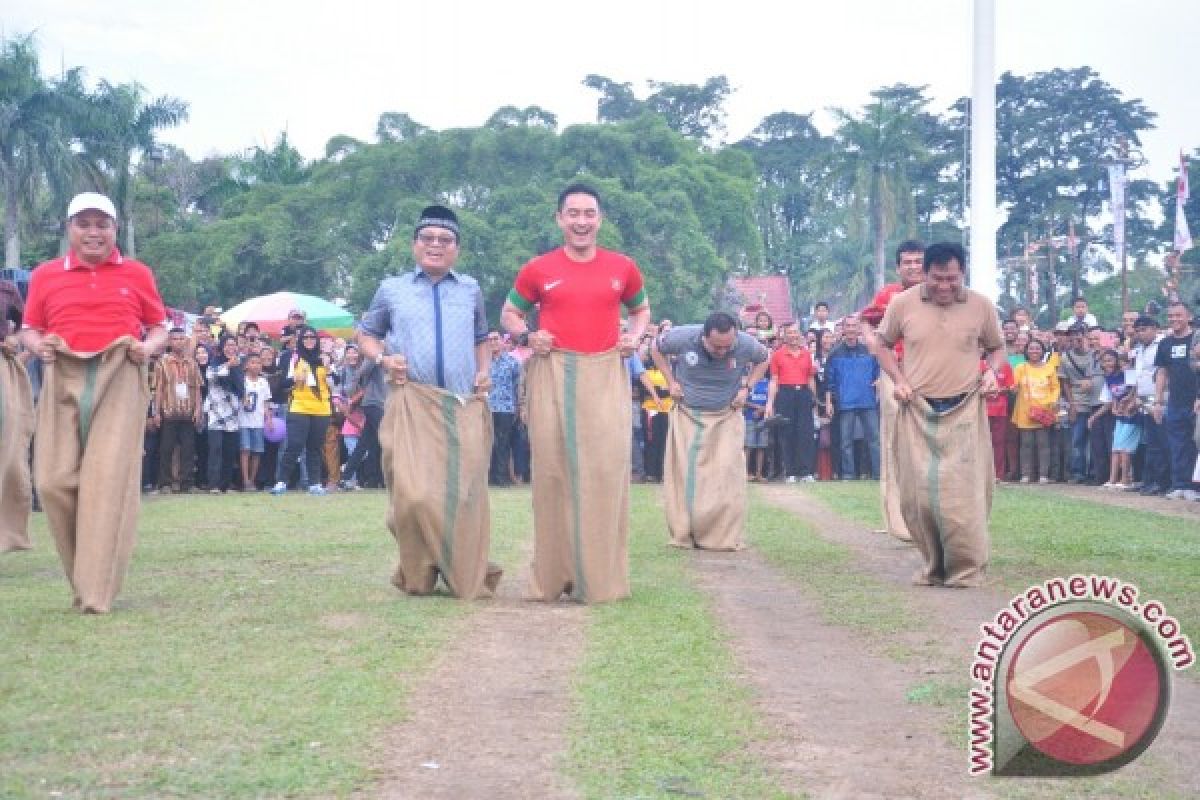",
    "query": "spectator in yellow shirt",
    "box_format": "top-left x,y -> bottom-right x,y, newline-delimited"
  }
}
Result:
1012,339 -> 1061,483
